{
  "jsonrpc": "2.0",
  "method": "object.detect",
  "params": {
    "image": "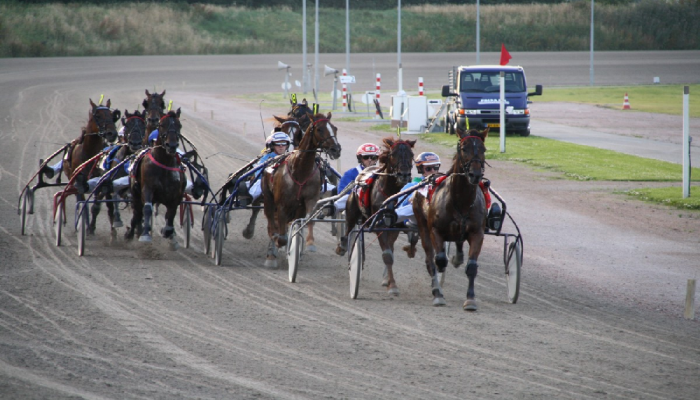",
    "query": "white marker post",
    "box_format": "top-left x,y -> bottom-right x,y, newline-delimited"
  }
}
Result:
683,86 -> 690,198
685,279 -> 696,320
499,71 -> 506,153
